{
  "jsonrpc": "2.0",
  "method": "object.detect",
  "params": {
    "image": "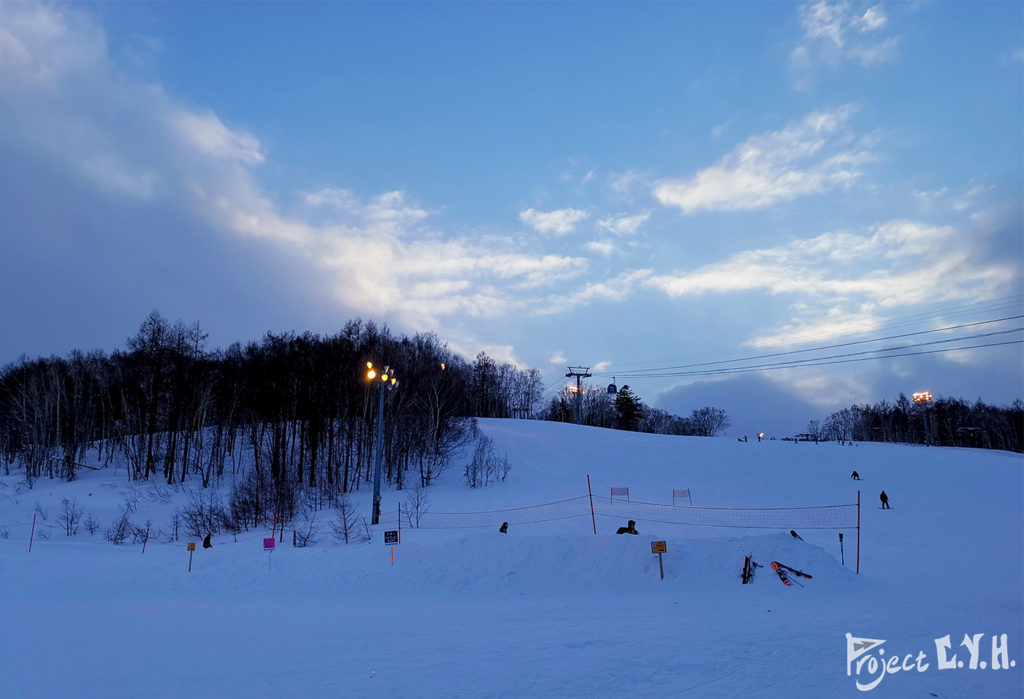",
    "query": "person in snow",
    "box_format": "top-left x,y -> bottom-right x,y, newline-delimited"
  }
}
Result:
850,470 -> 861,480
499,522 -> 508,533
880,491 -> 890,509
203,533 -> 212,548
616,520 -> 639,535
